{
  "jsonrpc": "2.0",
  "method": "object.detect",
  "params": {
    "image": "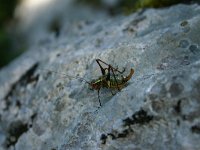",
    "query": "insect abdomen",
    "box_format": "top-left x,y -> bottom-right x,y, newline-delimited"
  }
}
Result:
108,79 -> 125,89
